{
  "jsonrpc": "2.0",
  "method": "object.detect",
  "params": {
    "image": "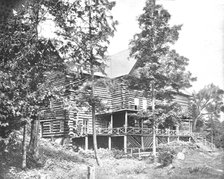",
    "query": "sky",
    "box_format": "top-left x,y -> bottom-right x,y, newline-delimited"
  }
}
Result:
107,0 -> 224,92
39,0 -> 224,92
